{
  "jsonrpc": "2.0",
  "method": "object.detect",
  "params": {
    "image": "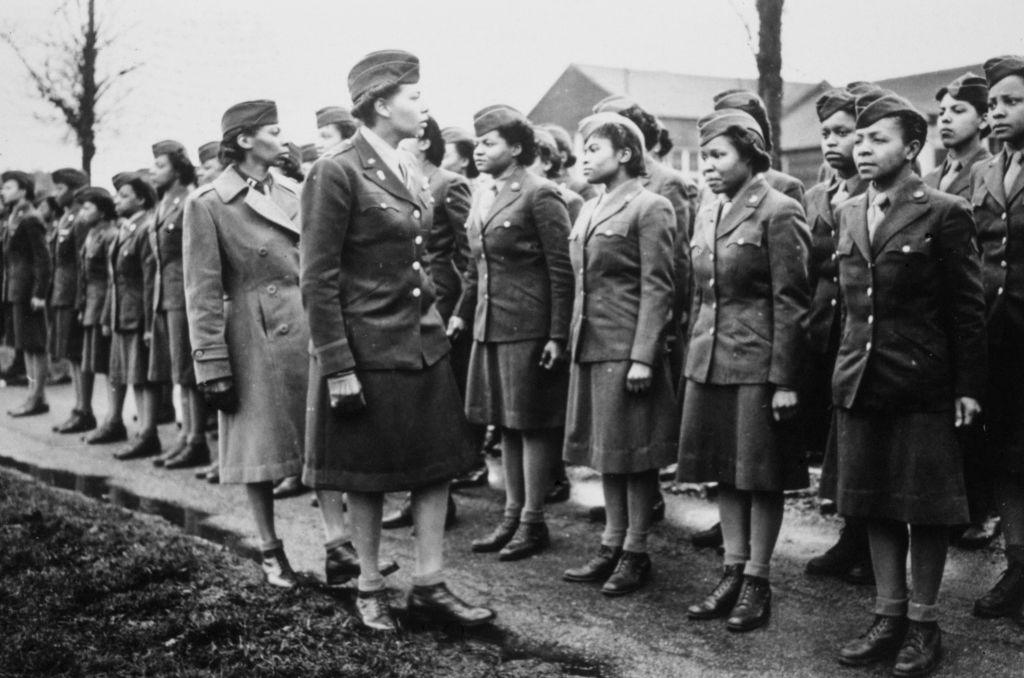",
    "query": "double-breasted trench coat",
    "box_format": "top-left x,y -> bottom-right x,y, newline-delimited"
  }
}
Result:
183,168 -> 307,484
